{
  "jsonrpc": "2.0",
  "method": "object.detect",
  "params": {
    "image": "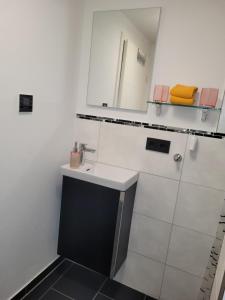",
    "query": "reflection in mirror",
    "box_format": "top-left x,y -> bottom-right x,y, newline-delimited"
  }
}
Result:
87,8 -> 161,112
